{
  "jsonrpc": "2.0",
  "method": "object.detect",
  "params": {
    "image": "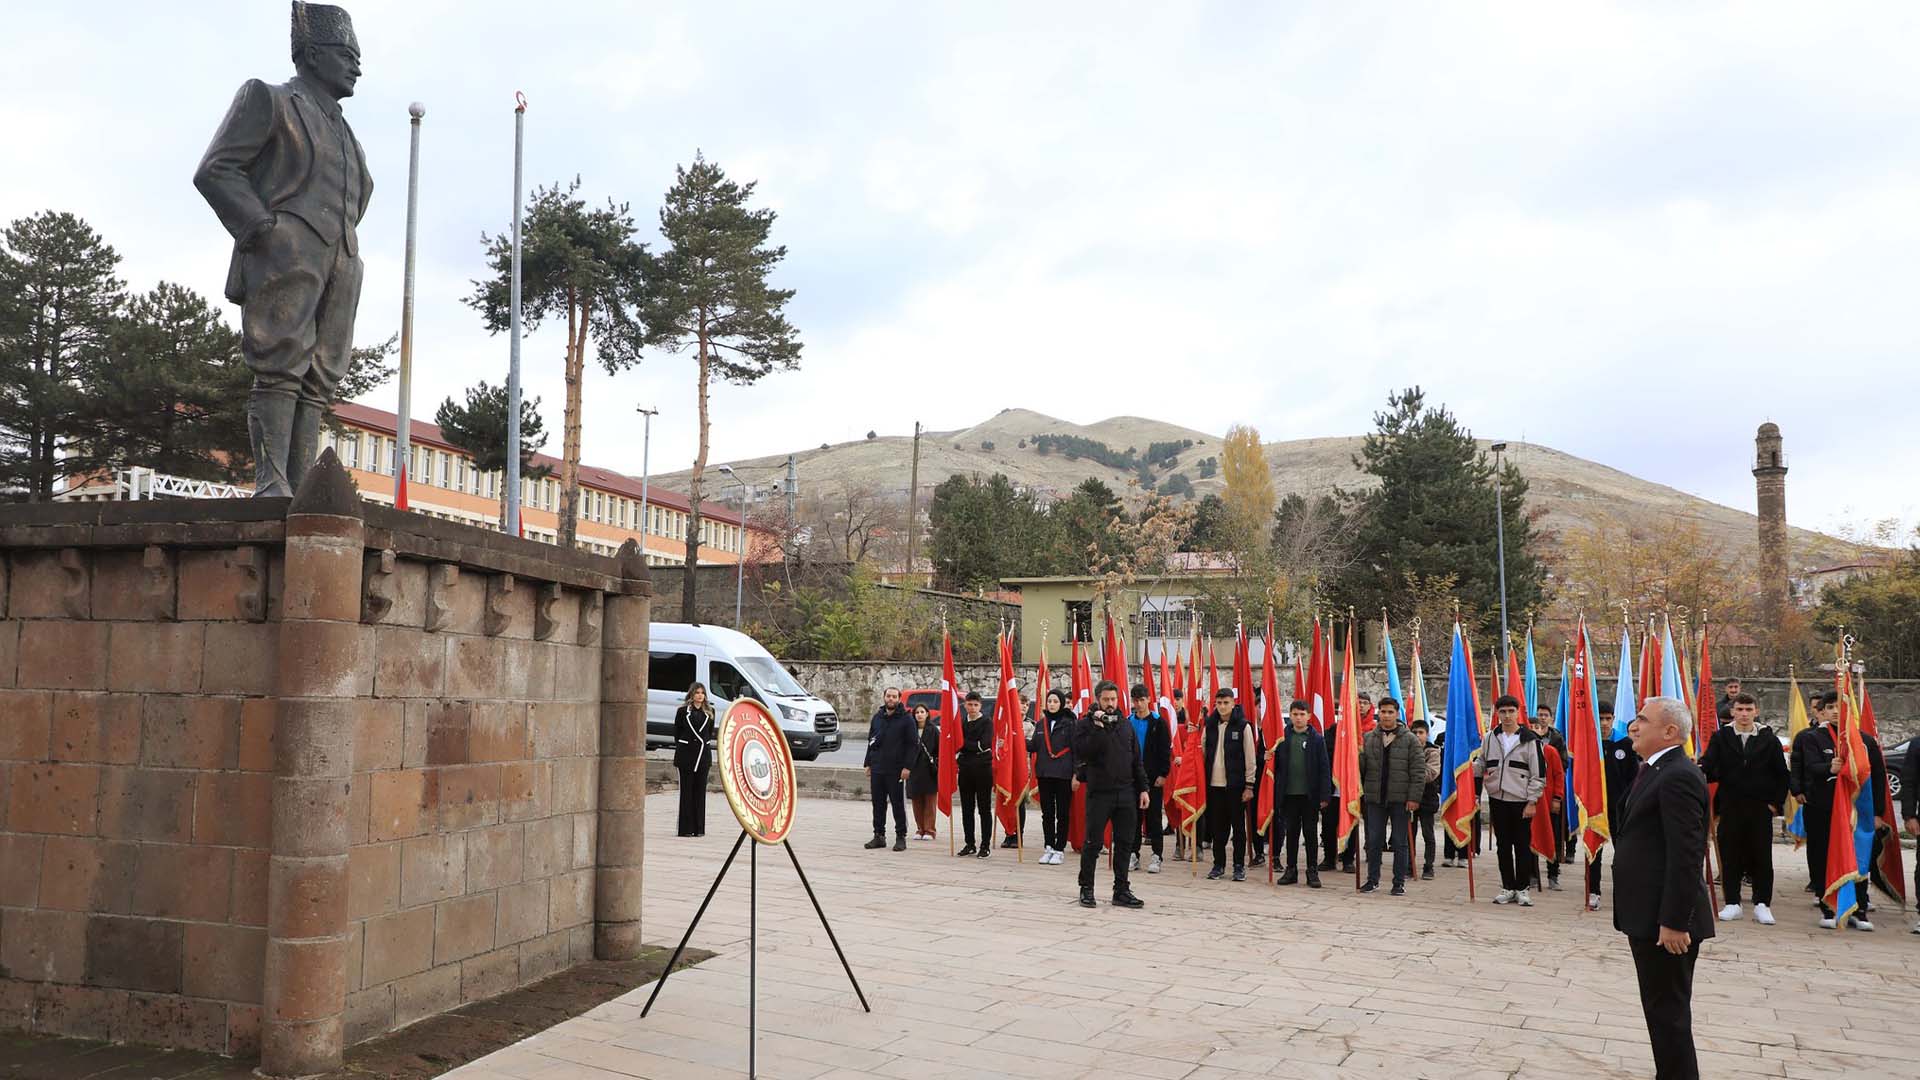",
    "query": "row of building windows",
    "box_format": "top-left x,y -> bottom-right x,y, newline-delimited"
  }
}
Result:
323,427 -> 747,554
